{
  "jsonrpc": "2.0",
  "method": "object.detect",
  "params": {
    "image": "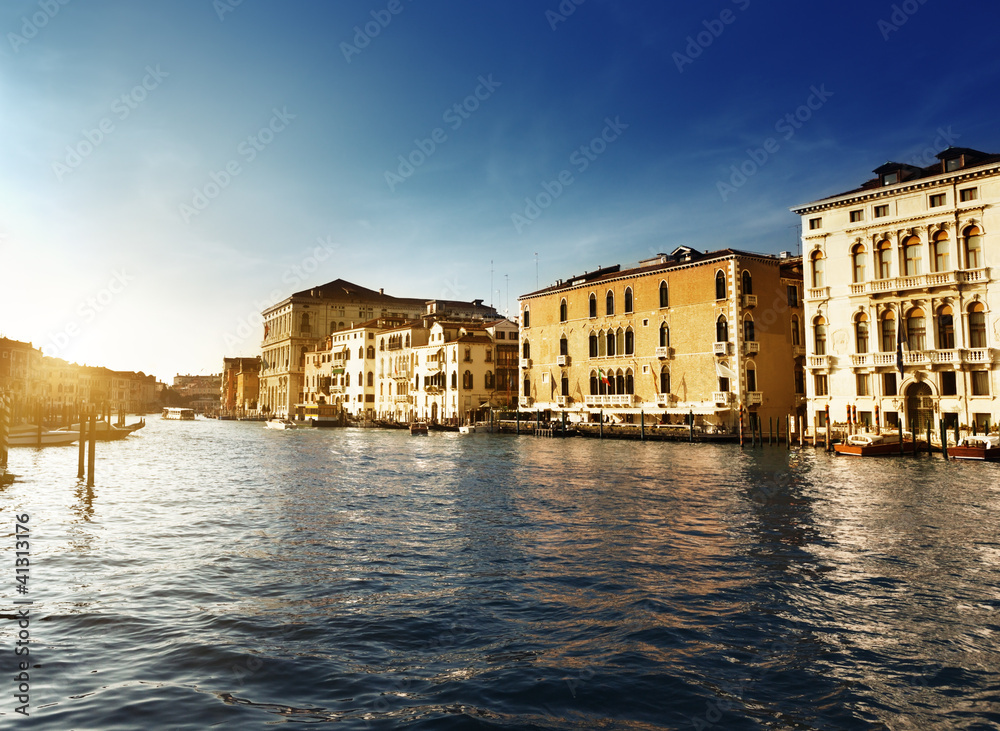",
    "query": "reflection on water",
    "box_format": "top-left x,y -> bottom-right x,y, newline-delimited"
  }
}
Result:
1,419 -> 999,729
